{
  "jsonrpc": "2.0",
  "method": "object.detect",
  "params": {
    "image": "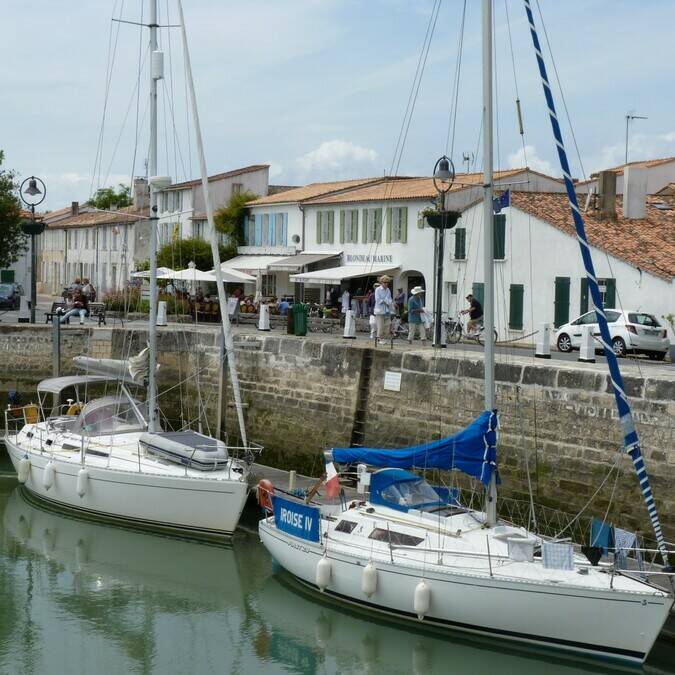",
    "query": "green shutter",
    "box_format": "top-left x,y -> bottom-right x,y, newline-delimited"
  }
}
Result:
386,207 -> 392,243
455,228 -> 466,259
375,209 -> 382,242
352,210 -> 359,243
604,278 -> 616,308
400,207 -> 408,243
554,276 -> 571,328
362,210 -> 368,243
328,211 -> 334,243
472,282 -> 484,306
580,277 -> 589,314
0,270 -> 15,283
316,211 -> 322,245
493,214 -> 506,260
509,284 -> 524,330
340,210 -> 345,244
